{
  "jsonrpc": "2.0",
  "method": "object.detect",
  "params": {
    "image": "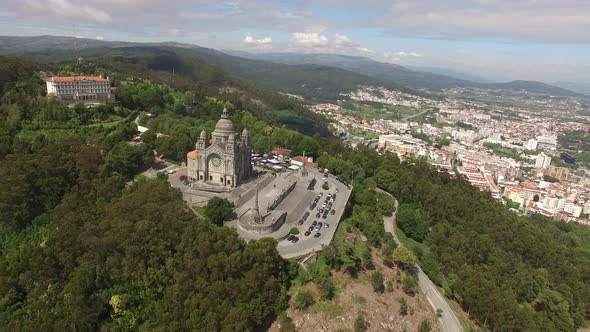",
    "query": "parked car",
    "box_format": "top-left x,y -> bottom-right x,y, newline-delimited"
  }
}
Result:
287,235 -> 295,241
330,209 -> 335,215
304,231 -> 311,236
314,232 -> 321,238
